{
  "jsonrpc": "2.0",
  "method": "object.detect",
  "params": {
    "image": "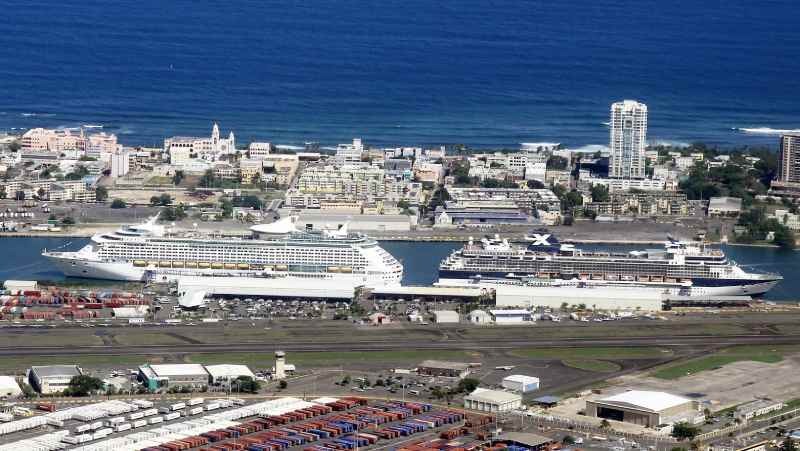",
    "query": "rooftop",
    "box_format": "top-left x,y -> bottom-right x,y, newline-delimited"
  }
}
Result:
503,374 -> 540,384
465,388 -> 522,404
418,360 -> 471,371
31,365 -> 82,378
492,432 -> 552,448
598,390 -> 691,412
205,364 -> 255,380
371,286 -> 485,298
146,364 -> 208,377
